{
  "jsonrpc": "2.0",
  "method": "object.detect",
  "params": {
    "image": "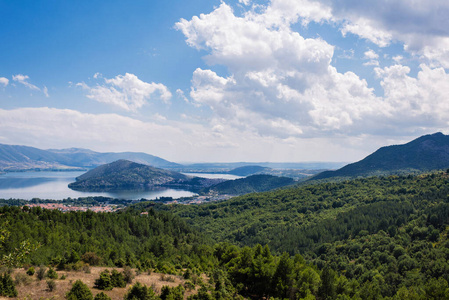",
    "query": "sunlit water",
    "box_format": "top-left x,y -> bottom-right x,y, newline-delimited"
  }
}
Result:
0,171 -> 196,200
0,171 -> 242,201
182,173 -> 243,180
